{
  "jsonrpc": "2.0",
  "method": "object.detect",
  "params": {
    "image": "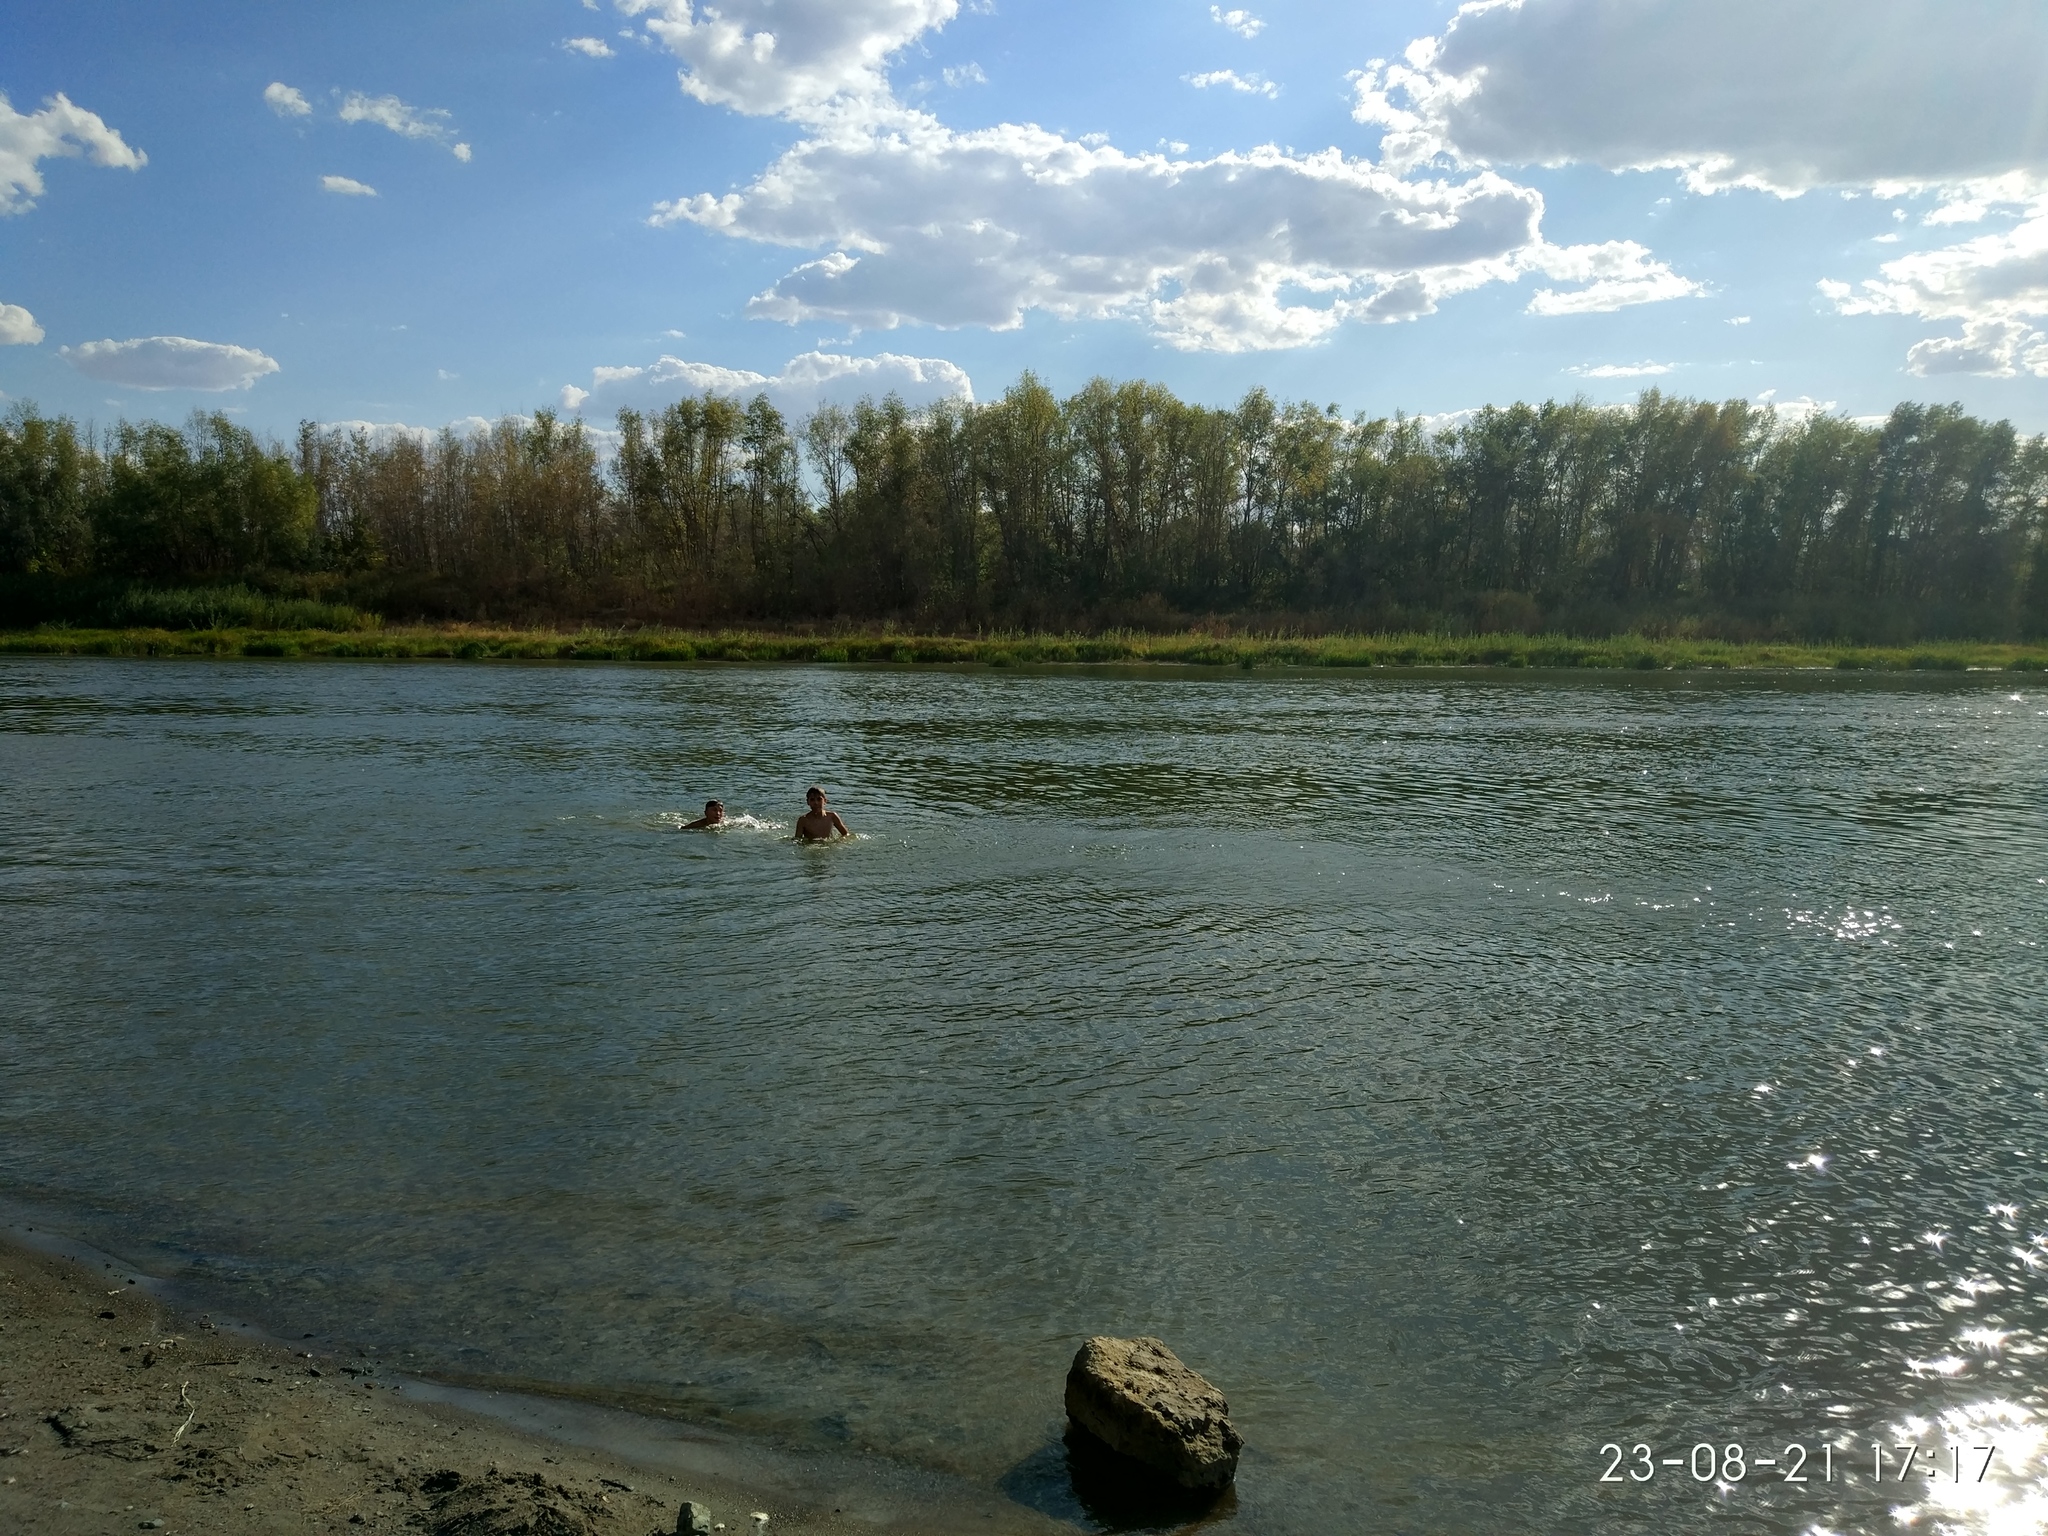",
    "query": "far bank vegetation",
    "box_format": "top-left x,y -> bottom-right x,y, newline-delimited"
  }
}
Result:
4,377 -> 2047,642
